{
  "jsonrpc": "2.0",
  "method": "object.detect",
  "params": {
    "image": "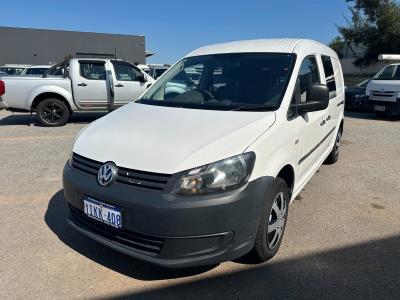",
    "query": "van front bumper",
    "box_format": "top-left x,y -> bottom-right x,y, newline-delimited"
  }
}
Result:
63,163 -> 273,268
370,99 -> 400,115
